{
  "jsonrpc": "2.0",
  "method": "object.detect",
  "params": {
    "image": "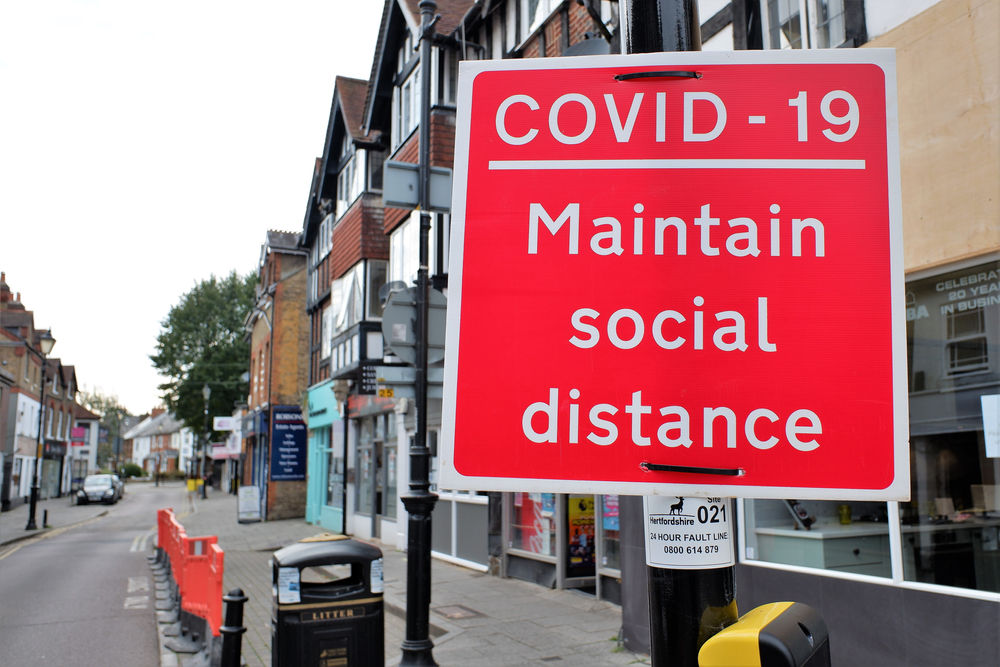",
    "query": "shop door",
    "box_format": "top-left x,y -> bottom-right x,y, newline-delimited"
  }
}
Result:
41,460 -> 60,499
